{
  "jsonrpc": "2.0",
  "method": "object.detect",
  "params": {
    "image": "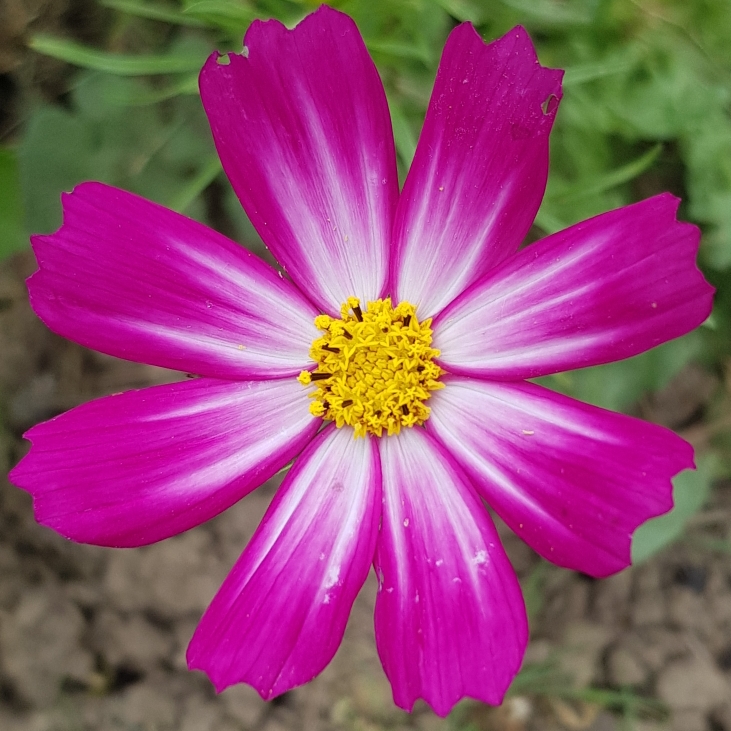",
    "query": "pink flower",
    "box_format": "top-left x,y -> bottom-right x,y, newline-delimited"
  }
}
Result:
10,6 -> 713,716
